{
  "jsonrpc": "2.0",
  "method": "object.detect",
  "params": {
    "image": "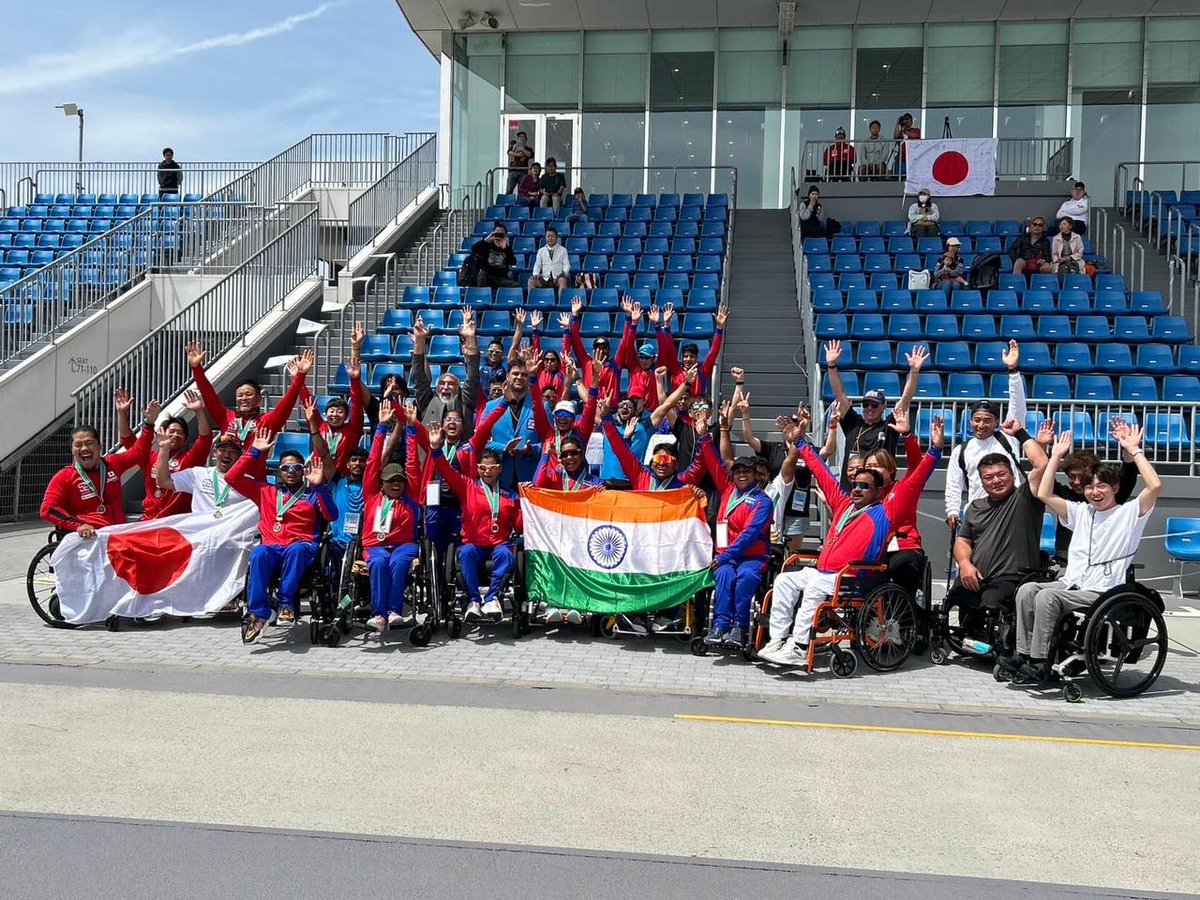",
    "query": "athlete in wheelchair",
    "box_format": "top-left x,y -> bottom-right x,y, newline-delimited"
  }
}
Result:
225,426 -> 339,643
930,421 -> 1050,665
994,425 -> 1166,698
756,410 -> 942,673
